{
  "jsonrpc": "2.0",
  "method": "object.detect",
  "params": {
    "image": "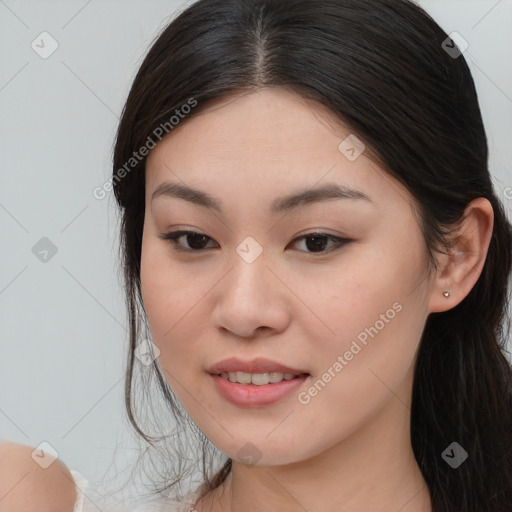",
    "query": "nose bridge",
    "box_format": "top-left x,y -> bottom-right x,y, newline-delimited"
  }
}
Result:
213,223 -> 291,338
211,234 -> 285,337
227,235 -> 269,302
